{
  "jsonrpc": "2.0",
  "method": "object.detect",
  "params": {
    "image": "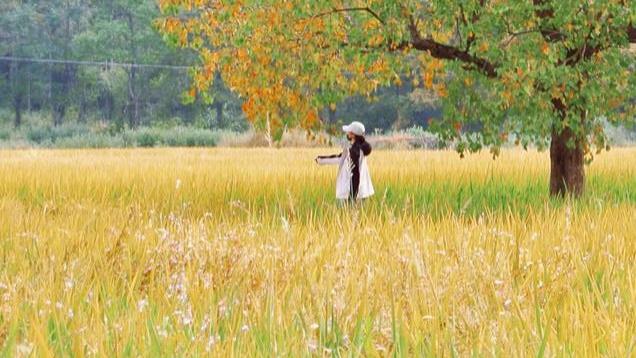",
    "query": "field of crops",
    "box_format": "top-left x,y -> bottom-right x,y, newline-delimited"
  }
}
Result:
1,147 -> 635,356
